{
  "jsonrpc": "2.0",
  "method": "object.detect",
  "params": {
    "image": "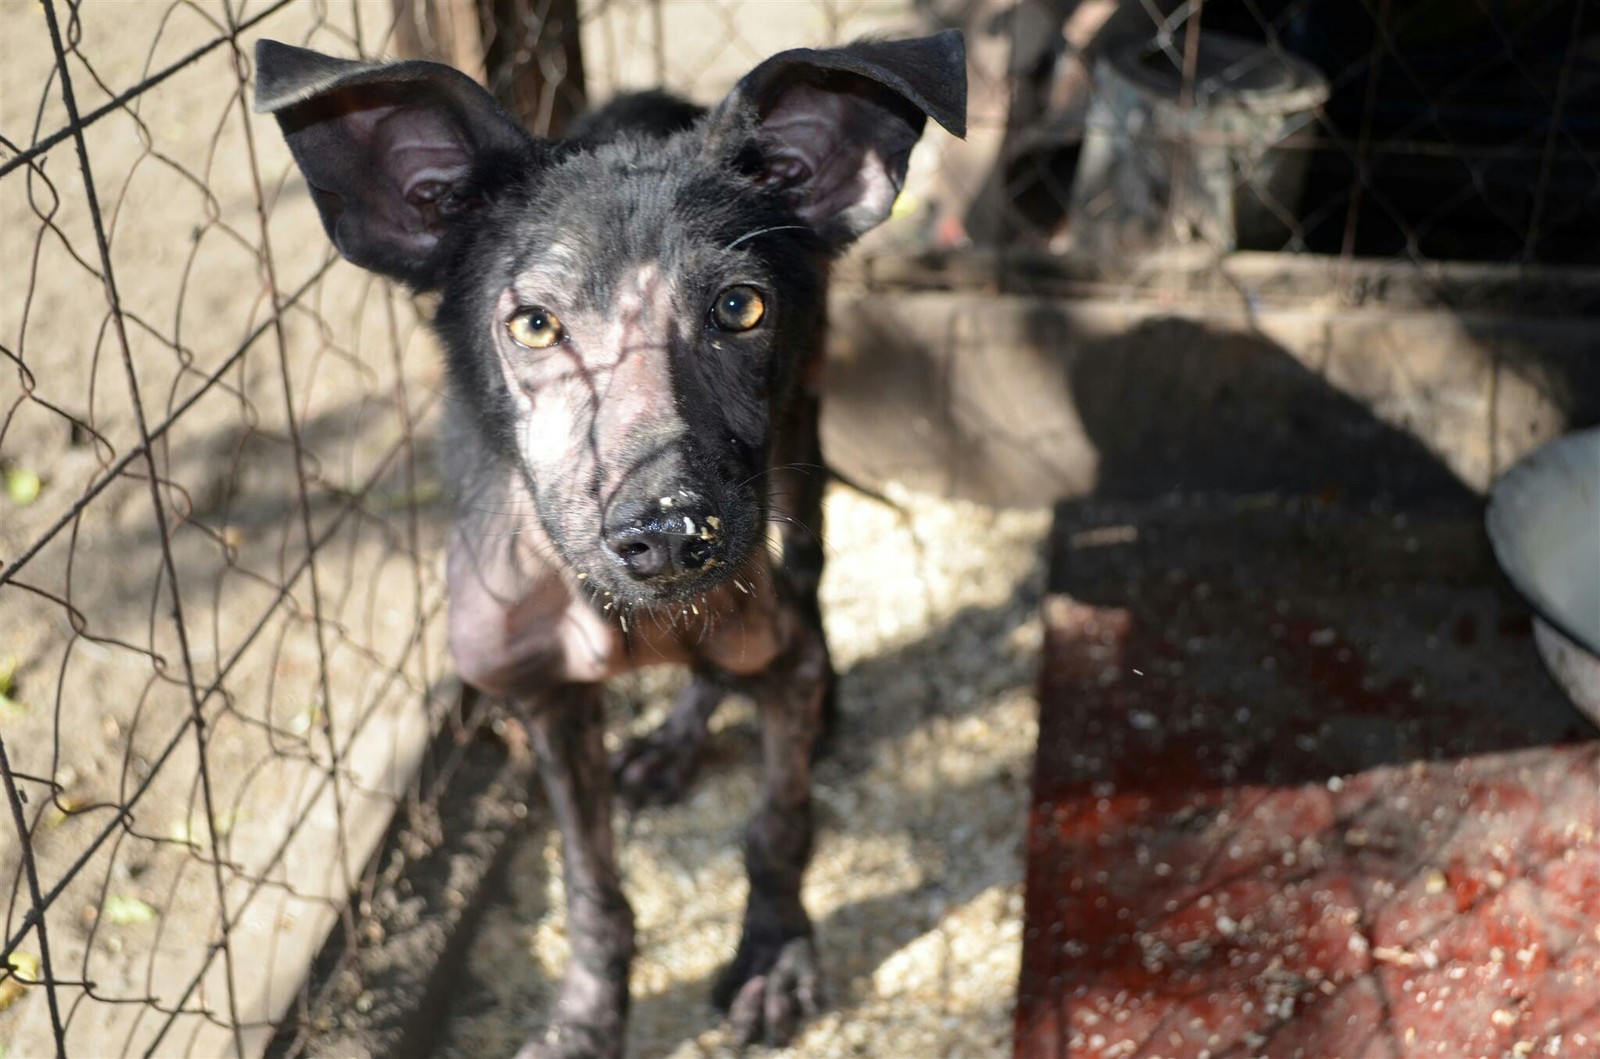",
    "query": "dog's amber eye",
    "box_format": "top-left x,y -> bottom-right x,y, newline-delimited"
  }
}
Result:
507,307 -> 564,349
710,285 -> 766,332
